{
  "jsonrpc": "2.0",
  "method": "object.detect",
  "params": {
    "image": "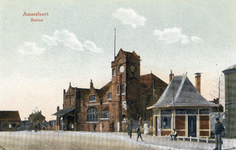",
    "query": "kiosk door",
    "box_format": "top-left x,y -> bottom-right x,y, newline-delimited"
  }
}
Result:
188,116 -> 196,137
155,116 -> 158,136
